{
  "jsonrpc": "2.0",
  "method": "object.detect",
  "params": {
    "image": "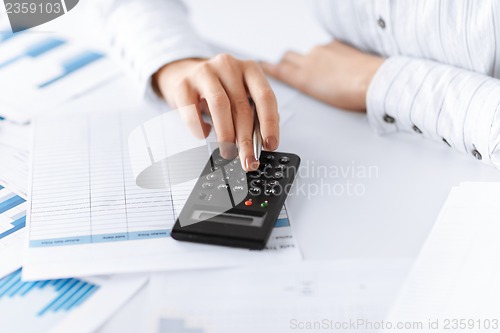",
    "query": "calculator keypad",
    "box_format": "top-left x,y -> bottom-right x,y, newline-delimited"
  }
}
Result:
195,150 -> 298,212
172,148 -> 300,250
